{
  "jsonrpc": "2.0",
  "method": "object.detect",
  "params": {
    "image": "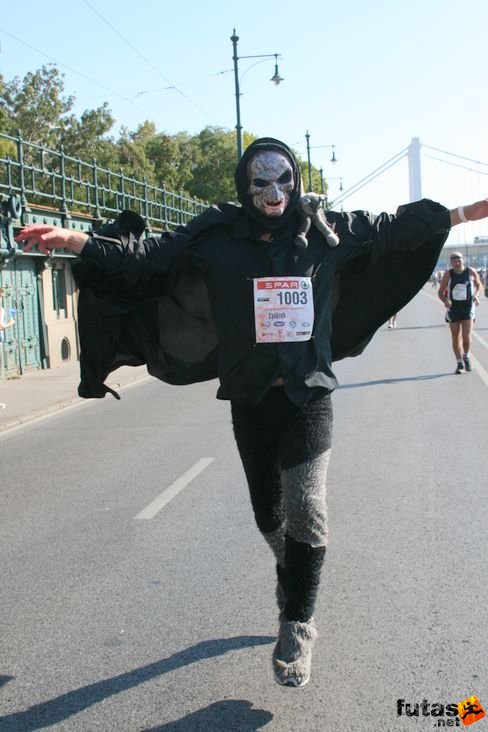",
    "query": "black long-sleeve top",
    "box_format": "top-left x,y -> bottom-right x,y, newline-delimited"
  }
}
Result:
75,200 -> 451,405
